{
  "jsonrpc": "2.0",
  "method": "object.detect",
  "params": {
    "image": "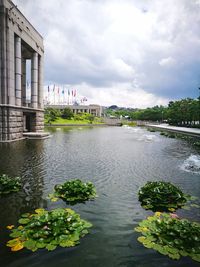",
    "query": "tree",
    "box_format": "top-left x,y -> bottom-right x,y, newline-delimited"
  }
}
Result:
61,108 -> 74,119
44,108 -> 60,124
